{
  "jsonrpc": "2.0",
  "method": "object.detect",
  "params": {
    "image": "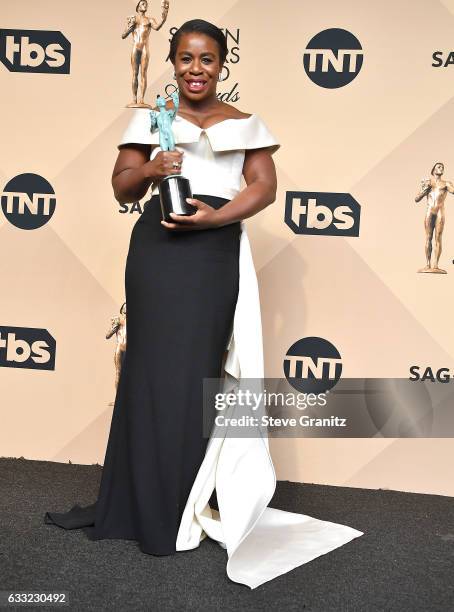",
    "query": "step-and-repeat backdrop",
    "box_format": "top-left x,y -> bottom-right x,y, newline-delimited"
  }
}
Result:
2,0 -> 454,496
